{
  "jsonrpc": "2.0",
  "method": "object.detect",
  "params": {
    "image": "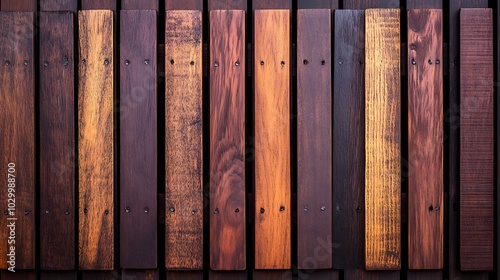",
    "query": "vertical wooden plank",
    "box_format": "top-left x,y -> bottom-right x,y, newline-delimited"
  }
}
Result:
122,0 -> 158,10
208,0 -> 246,9
406,0 -> 441,9
296,8 -> 332,270
448,1 -> 489,279
254,9 -> 291,270
0,12 -> 35,270
119,10 -> 157,269
365,8 -> 401,271
252,0 -> 291,10
496,1 -> 500,278
332,9 -> 364,270
459,8 -> 494,271
78,10 -> 114,270
81,0 -> 116,11
209,10 -> 246,271
297,0 -> 337,9
165,10 -> 203,270
40,0 -> 78,12
343,0 -> 398,9
39,11 -> 76,271
165,0 -> 202,10
407,9 -> 443,270
0,0 -> 36,12
121,269 -> 160,280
